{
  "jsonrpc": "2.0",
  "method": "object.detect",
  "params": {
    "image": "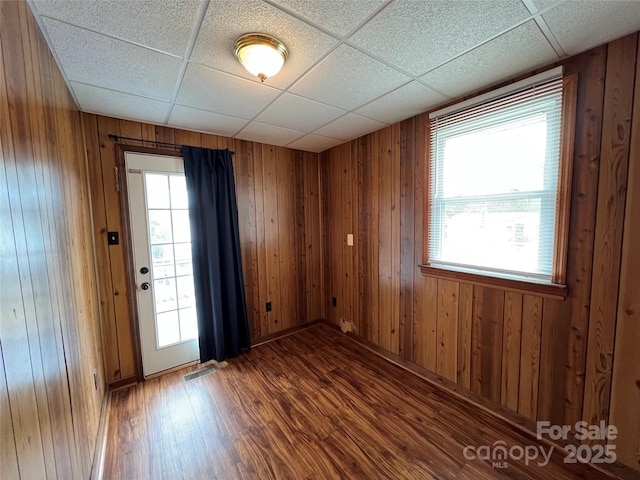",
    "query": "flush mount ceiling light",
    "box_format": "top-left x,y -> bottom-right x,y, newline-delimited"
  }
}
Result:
234,33 -> 288,83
